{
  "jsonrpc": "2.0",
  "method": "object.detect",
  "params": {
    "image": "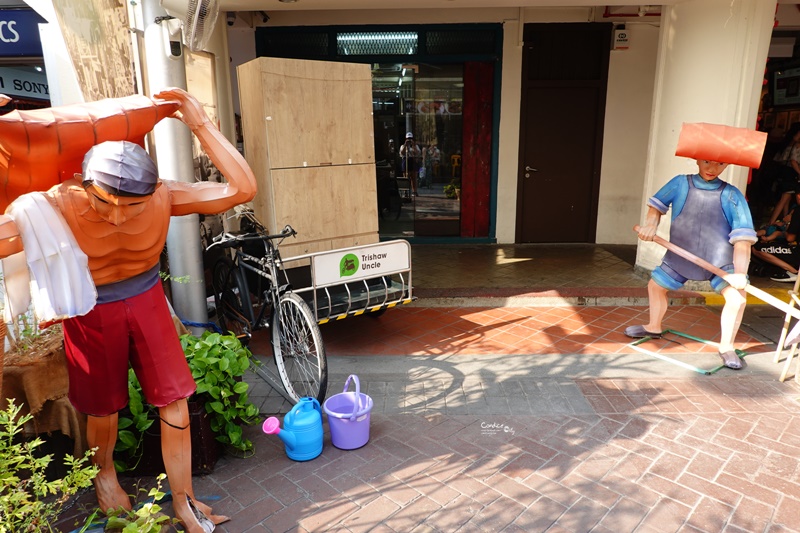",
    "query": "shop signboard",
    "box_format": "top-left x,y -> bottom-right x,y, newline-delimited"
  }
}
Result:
0,9 -> 45,57
311,240 -> 410,287
0,67 -> 48,100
